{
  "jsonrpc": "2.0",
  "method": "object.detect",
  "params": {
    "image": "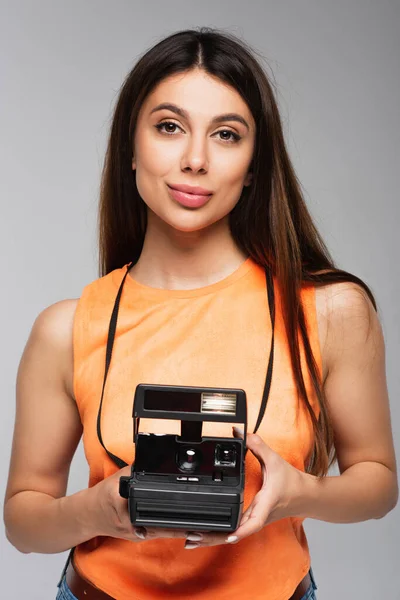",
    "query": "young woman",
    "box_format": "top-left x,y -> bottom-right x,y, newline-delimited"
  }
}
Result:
4,27 -> 398,600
